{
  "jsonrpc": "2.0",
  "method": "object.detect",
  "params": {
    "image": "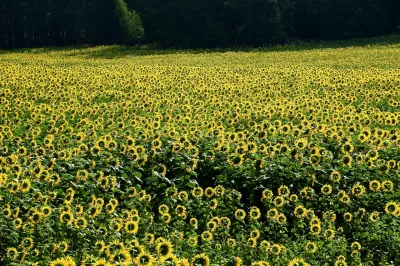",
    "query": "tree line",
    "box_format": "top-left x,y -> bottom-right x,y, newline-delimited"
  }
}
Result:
1,0 -> 399,49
